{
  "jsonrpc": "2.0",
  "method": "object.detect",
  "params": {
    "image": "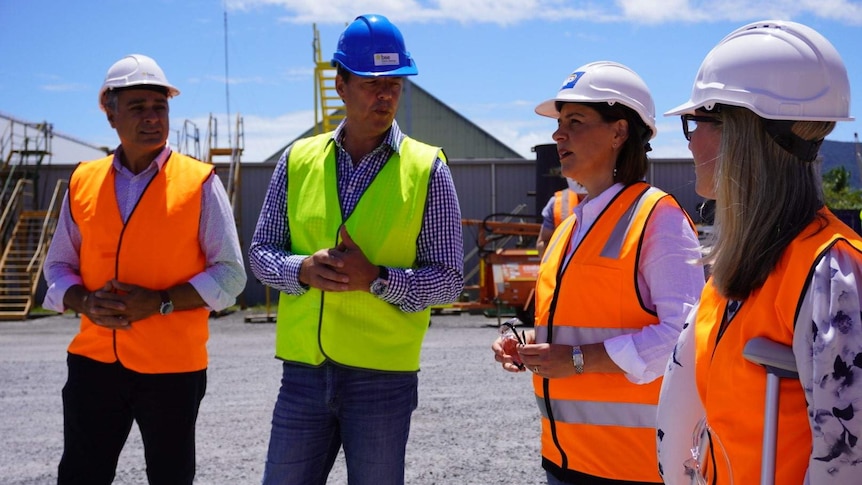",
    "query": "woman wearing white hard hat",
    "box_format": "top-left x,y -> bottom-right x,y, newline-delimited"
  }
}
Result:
656,20 -> 862,485
492,61 -> 705,484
